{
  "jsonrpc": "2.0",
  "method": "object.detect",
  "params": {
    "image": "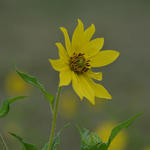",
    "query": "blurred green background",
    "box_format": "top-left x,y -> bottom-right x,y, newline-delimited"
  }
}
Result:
0,0 -> 150,150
